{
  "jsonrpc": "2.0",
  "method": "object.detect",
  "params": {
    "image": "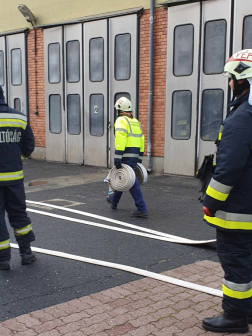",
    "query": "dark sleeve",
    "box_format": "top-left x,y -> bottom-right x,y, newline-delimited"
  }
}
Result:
22,123 -> 35,158
203,117 -> 252,211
